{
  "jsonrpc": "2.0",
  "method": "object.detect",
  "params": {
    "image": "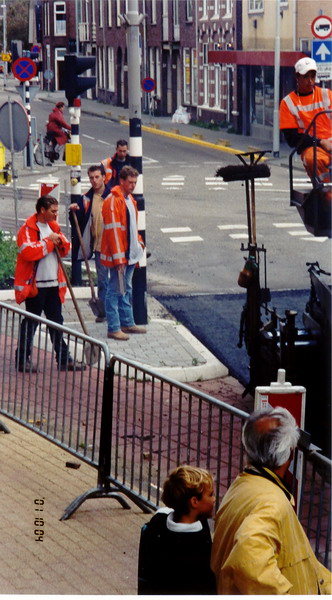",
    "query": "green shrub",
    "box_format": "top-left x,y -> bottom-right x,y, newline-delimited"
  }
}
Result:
0,230 -> 17,289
